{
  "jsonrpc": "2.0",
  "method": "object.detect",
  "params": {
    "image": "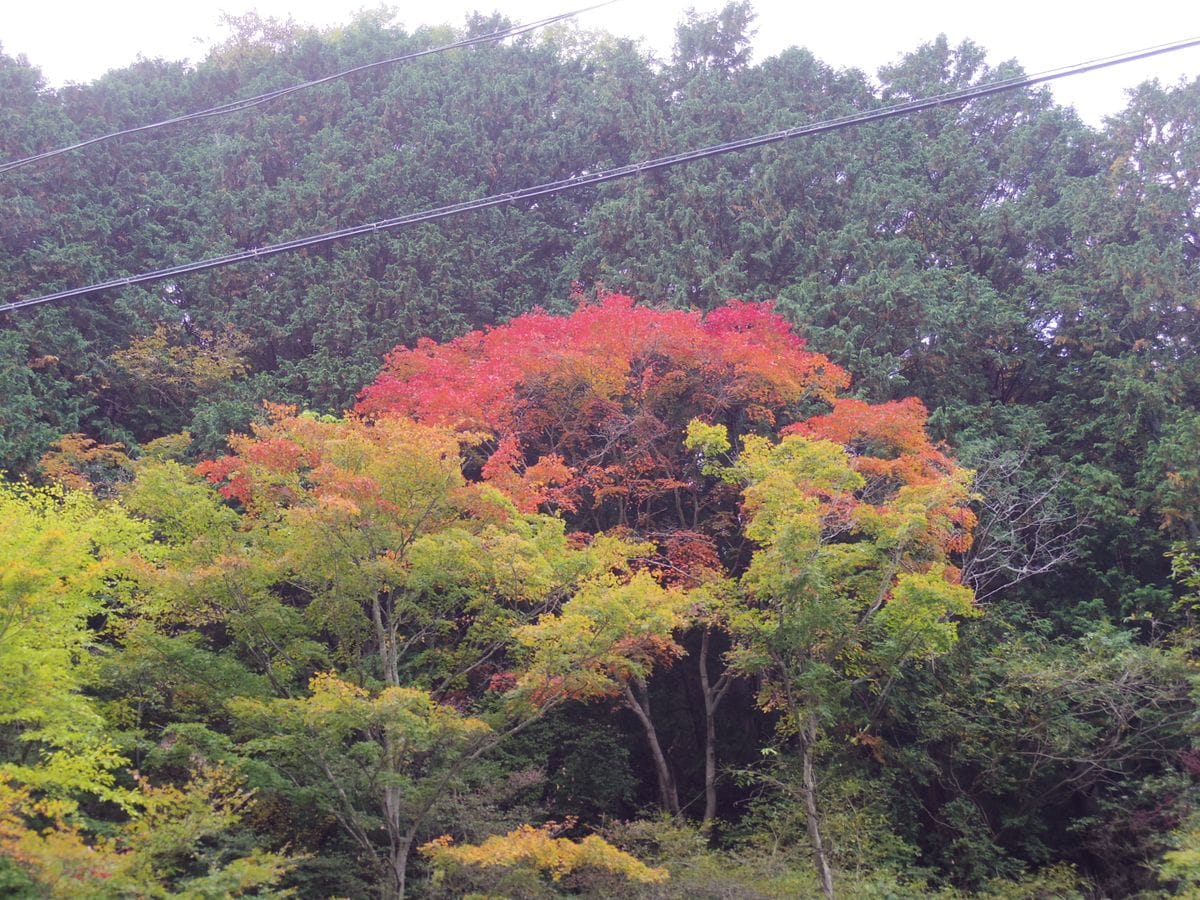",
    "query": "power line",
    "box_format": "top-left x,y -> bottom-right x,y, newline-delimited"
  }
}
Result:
0,1 -> 618,176
4,33 -> 1199,316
